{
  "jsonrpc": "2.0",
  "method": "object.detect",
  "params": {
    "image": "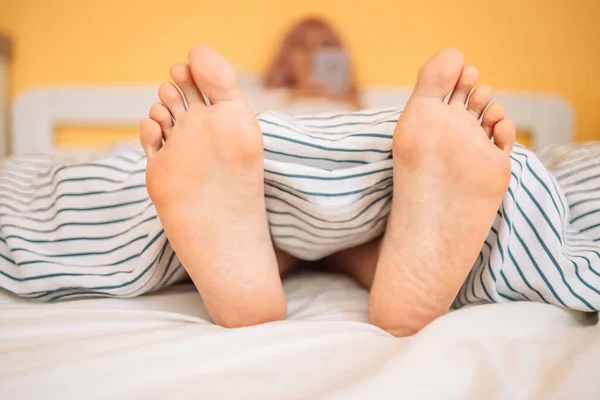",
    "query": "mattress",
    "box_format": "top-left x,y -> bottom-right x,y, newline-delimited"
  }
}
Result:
1,272 -> 599,399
